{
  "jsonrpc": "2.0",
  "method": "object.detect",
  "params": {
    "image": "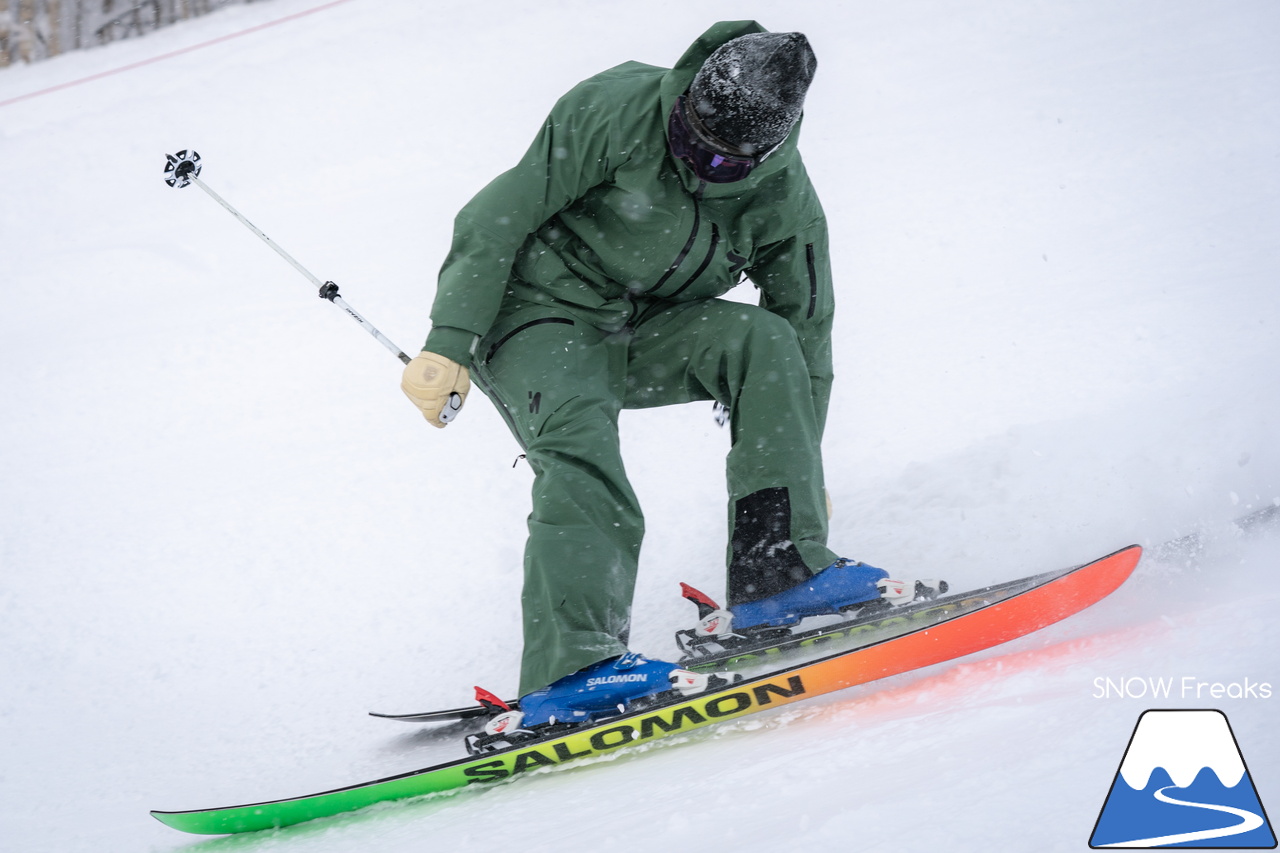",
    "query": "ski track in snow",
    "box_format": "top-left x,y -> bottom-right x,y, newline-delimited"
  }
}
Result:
1,1 -> 1278,851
